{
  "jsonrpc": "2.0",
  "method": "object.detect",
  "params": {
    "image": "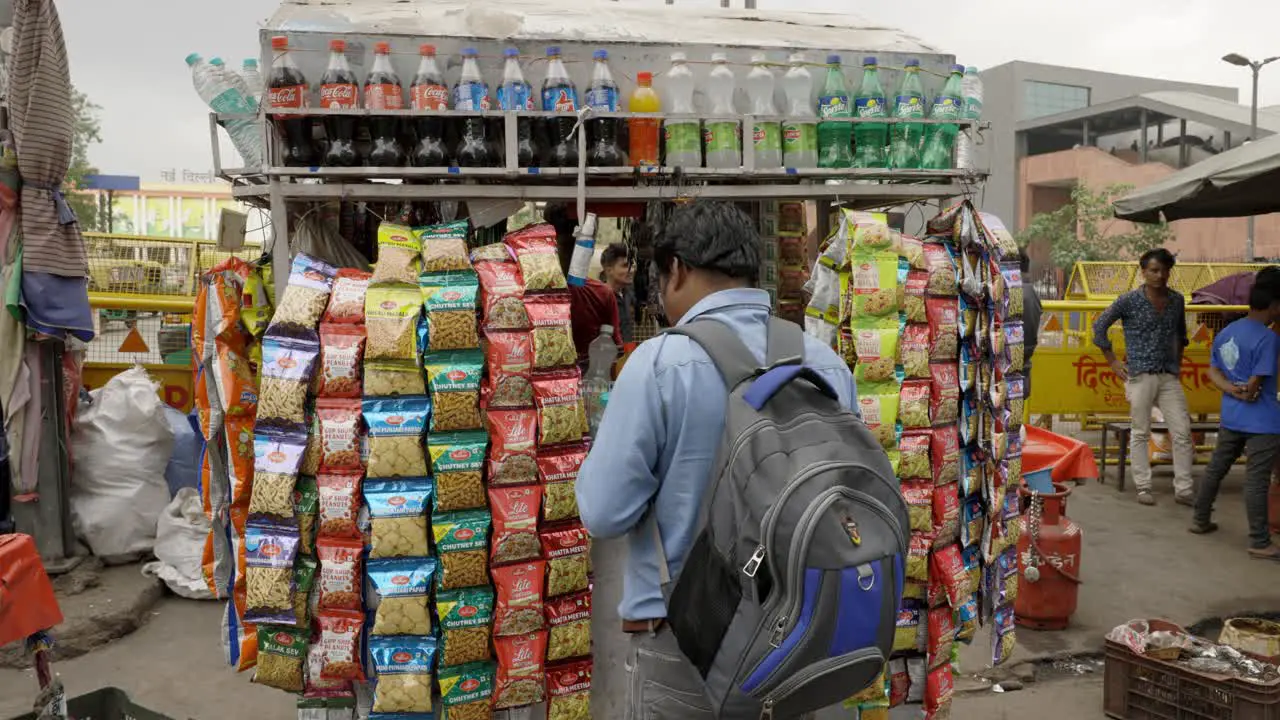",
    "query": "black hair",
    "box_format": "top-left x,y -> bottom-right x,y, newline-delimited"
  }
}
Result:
542,202 -> 578,271
652,201 -> 761,283
1249,278 -> 1279,311
1017,248 -> 1031,274
1254,265 -> 1280,291
1139,248 -> 1176,271
600,243 -> 630,269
